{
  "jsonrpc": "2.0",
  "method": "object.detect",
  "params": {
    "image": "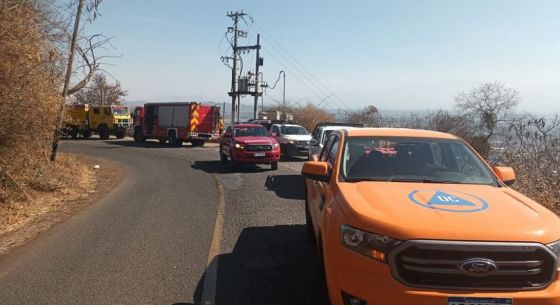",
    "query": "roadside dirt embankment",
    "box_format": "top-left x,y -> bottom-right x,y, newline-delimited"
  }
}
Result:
0,153 -> 124,256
